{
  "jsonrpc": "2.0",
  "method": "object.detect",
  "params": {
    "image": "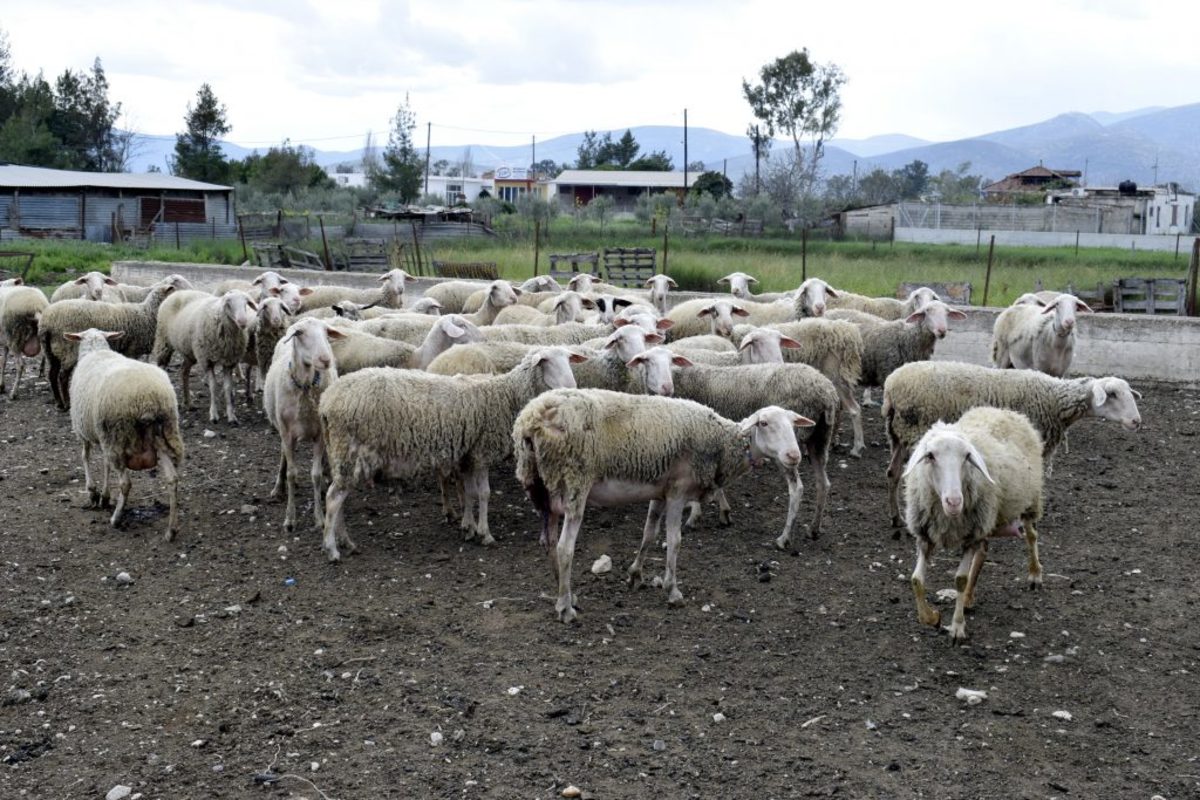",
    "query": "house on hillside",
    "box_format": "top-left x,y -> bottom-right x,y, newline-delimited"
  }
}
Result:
0,164 -> 235,242
487,166 -> 551,204
982,165 -> 1082,200
551,170 -> 692,211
